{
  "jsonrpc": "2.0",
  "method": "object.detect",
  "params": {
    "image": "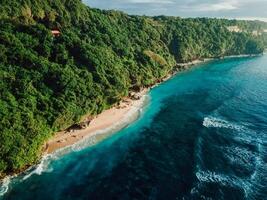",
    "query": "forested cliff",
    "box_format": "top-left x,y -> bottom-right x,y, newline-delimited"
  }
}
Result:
0,0 -> 266,177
